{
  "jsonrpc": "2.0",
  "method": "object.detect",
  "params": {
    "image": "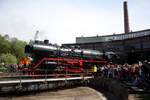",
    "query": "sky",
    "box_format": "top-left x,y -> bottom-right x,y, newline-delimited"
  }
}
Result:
0,0 -> 150,44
